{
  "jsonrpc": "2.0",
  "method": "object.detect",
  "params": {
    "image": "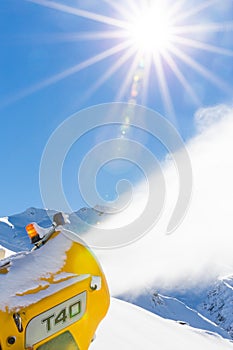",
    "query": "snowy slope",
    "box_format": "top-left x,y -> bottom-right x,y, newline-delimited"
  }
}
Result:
157,276 -> 233,340
91,298 -> 233,350
122,291 -> 230,339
